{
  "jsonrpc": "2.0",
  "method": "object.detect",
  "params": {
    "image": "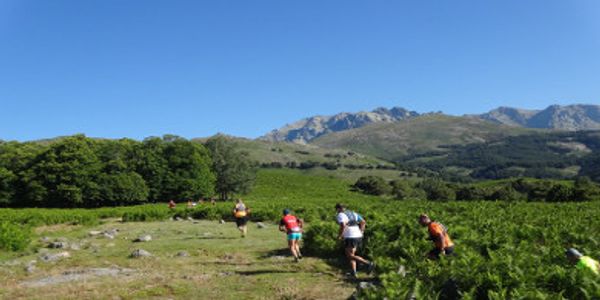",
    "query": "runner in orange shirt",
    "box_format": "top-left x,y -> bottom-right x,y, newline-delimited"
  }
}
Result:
418,214 -> 455,259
